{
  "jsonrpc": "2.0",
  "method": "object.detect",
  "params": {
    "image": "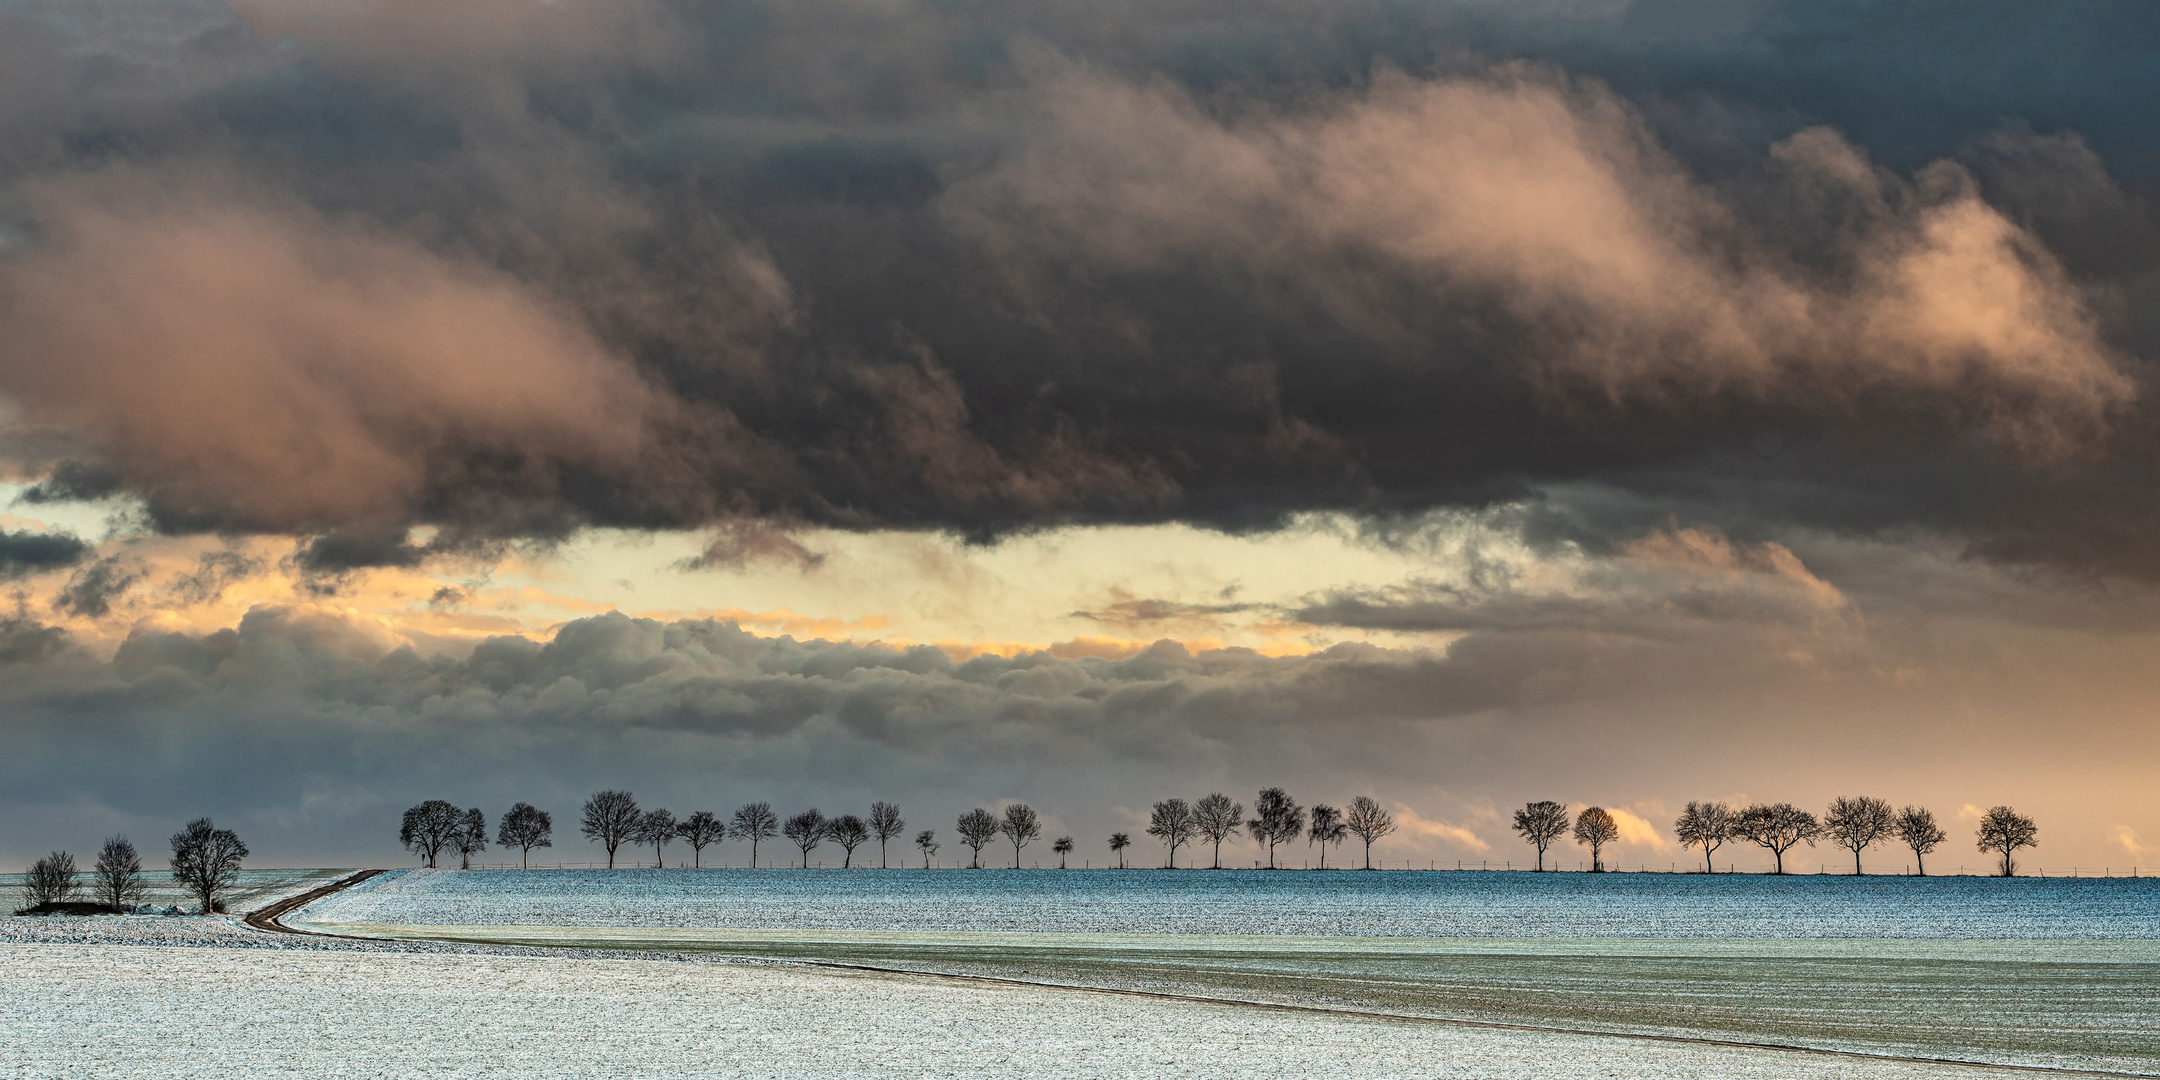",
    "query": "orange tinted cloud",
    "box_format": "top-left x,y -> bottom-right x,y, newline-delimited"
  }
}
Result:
0,173 -> 674,534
